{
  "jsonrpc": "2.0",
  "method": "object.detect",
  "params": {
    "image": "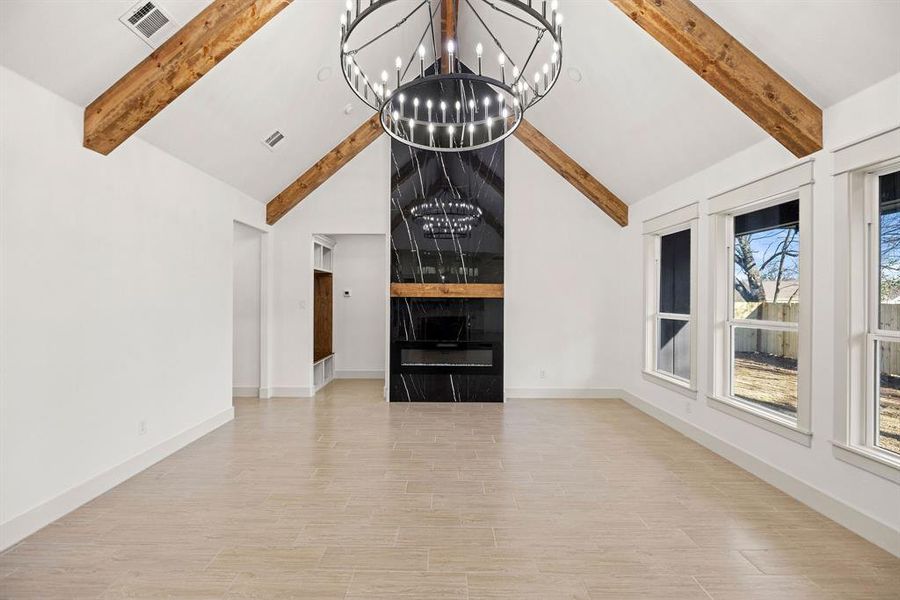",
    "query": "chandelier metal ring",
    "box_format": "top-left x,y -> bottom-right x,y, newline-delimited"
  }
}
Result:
339,0 -> 565,152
